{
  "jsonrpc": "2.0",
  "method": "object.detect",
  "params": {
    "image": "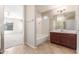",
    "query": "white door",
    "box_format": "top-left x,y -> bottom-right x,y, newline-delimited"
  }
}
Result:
0,6 -> 4,53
